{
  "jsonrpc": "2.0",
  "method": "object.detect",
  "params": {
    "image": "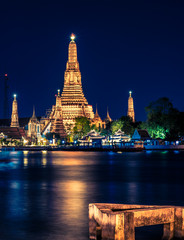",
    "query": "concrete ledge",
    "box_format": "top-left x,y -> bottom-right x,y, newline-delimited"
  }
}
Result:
89,203 -> 184,240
